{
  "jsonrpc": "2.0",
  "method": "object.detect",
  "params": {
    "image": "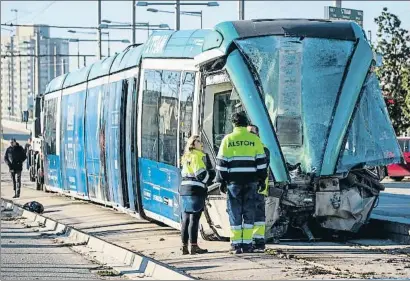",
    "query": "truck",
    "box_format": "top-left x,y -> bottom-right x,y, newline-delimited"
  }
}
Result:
28,94 -> 44,191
